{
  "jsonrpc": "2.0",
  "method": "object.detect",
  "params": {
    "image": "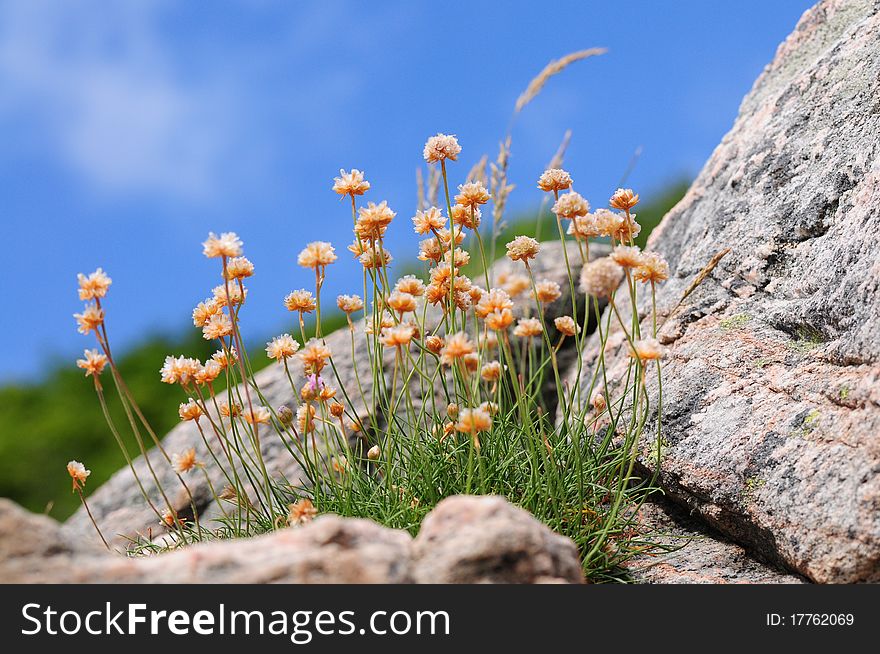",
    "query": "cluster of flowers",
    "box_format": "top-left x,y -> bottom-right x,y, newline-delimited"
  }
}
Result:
69,130 -> 671,540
